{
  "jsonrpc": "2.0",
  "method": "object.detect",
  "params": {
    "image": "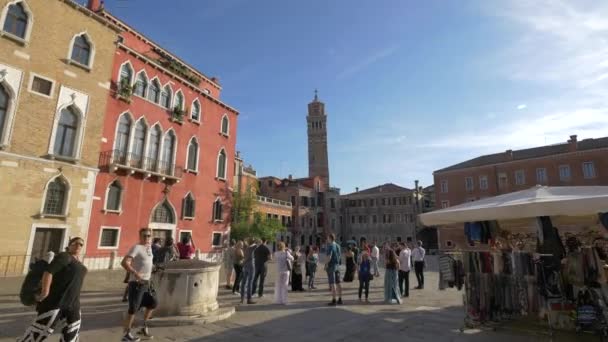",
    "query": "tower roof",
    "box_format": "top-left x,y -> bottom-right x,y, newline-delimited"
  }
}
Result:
308,89 -> 325,116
